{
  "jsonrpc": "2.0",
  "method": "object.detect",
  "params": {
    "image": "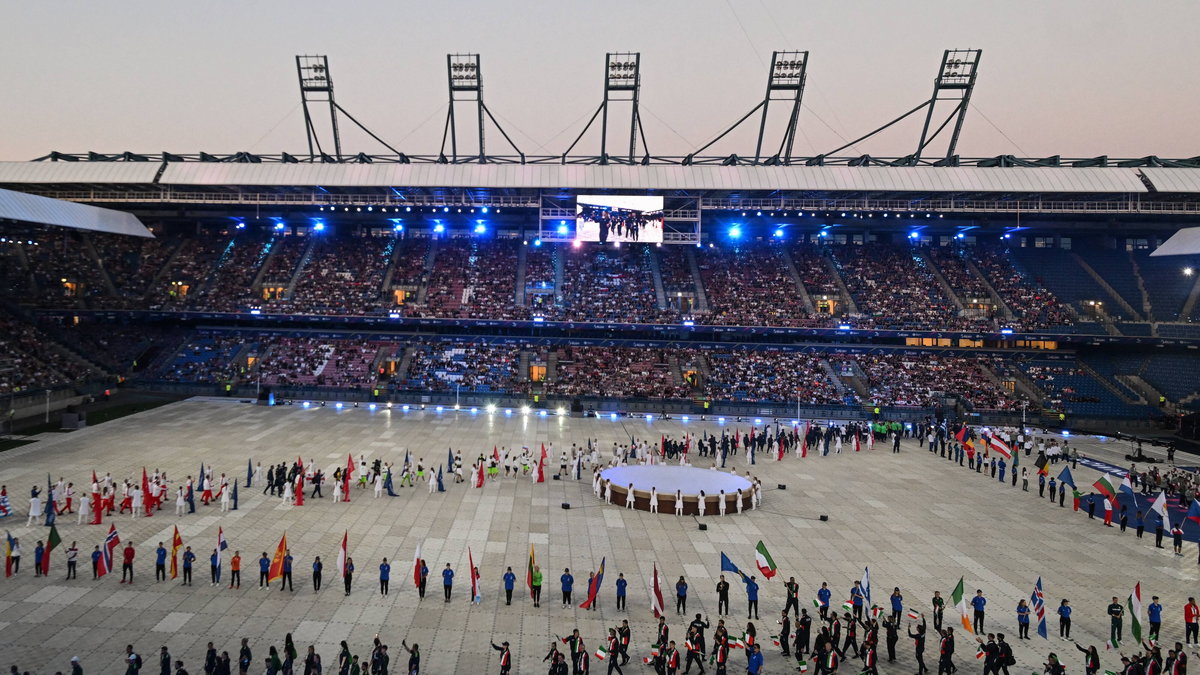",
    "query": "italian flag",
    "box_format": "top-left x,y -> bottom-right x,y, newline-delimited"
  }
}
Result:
812,598 -> 823,609
1105,639 -> 1120,650
642,657 -> 654,665
797,660 -> 809,673
1127,583 -> 1143,643
951,577 -> 972,632
975,645 -> 985,659
1093,474 -> 1118,501
594,647 -> 608,661
841,601 -> 854,611
754,541 -> 777,579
